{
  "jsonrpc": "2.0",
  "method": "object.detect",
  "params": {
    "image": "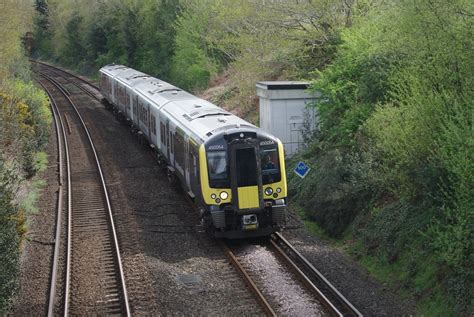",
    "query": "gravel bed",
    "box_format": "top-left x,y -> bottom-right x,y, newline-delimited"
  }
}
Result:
282,205 -> 417,316
235,244 -> 326,316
